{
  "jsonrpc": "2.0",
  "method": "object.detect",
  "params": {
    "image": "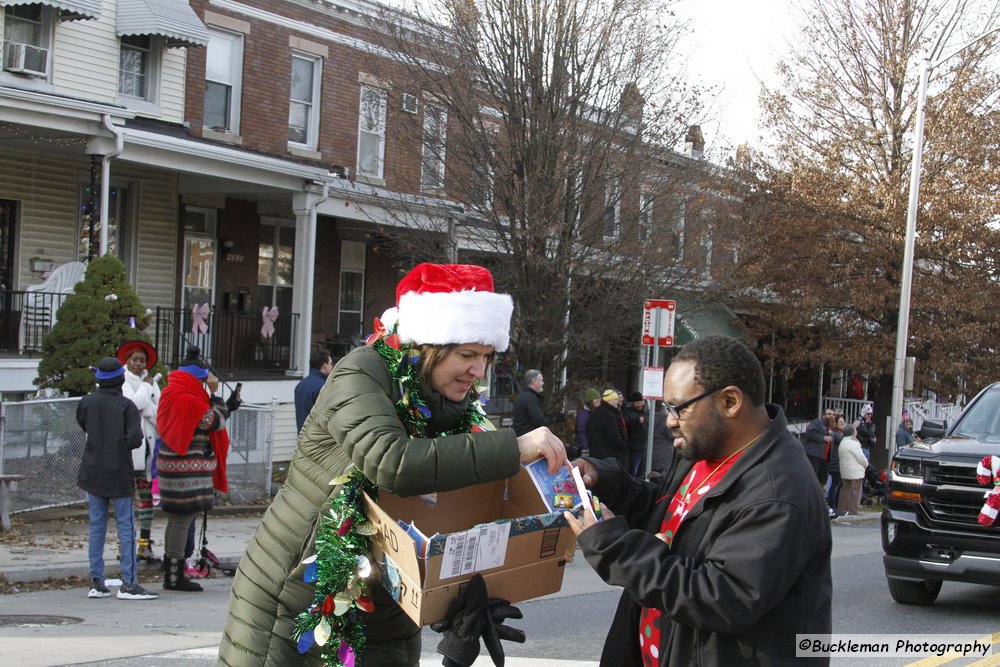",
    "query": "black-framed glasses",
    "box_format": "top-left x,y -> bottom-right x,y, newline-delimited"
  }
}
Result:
665,387 -> 721,420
